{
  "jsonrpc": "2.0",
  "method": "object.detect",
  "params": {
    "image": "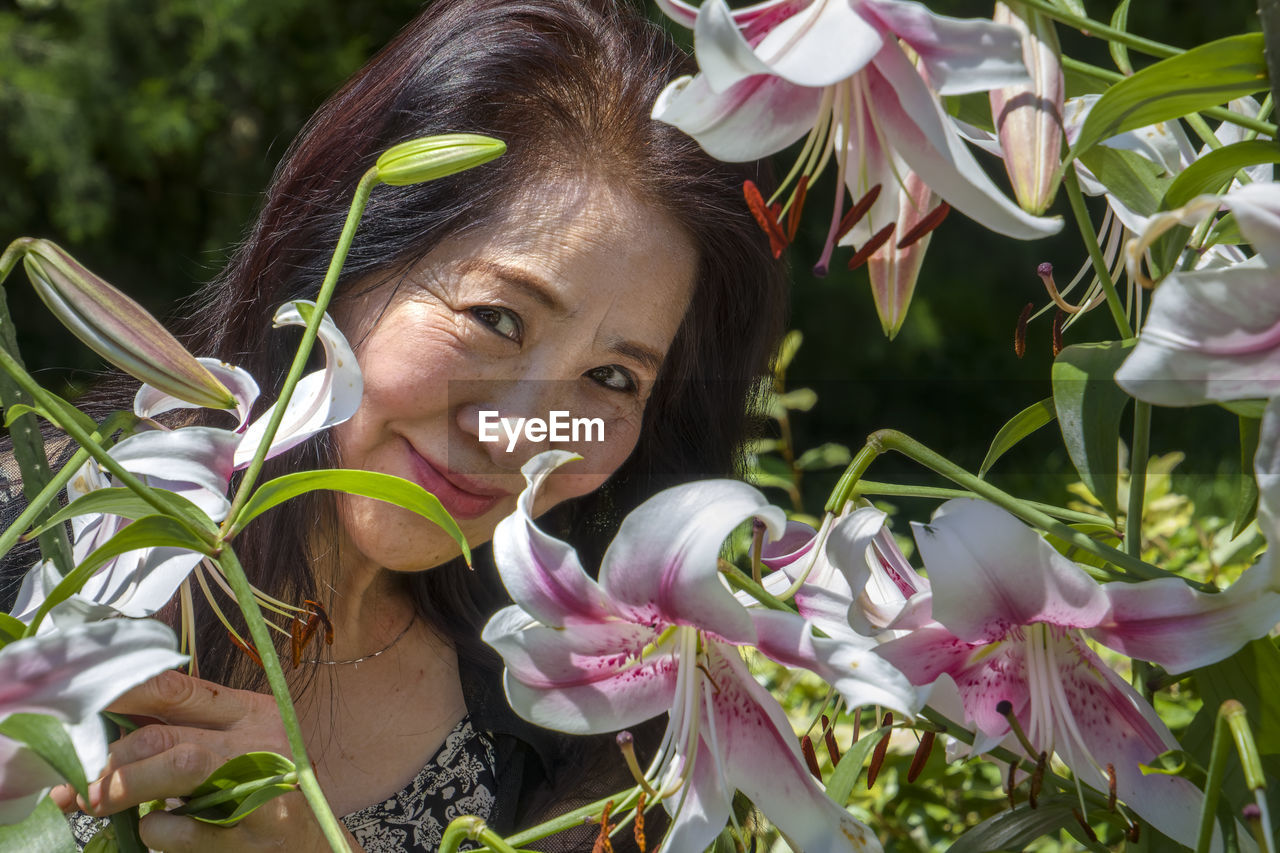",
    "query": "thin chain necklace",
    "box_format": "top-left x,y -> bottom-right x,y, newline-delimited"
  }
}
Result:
302,617 -> 415,666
